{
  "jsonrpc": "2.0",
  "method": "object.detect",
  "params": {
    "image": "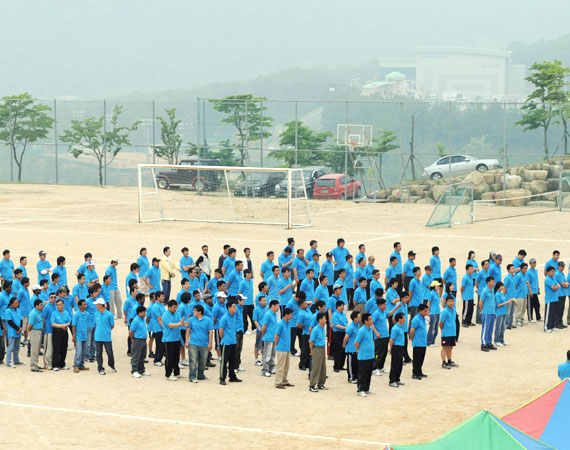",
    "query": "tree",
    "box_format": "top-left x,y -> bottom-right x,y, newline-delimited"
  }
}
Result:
154,108 -> 183,164
268,120 -> 332,167
559,103 -> 570,155
0,93 -> 54,182
516,60 -> 569,158
190,139 -> 240,167
60,104 -> 139,185
210,94 -> 273,166
371,130 -> 399,176
437,143 -> 447,157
